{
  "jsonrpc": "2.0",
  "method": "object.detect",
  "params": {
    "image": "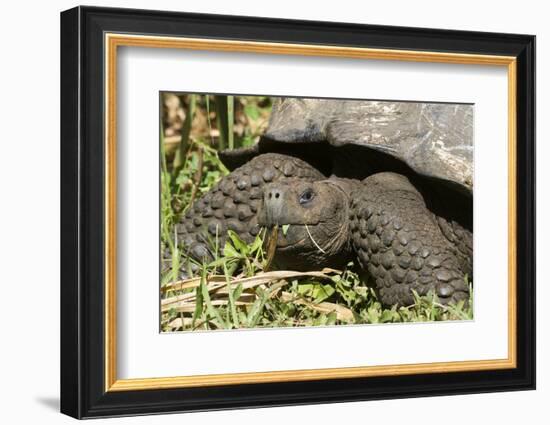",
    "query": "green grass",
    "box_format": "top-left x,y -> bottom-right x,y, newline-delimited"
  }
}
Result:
160,93 -> 473,332
161,228 -> 473,332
